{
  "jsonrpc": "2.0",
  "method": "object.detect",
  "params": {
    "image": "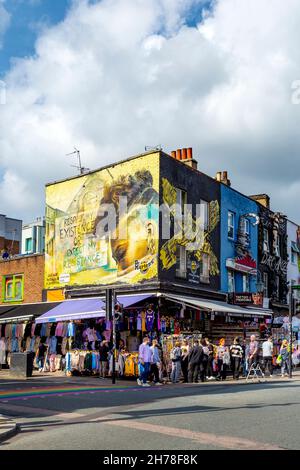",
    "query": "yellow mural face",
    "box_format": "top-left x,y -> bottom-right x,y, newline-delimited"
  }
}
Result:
45,154 -> 160,289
